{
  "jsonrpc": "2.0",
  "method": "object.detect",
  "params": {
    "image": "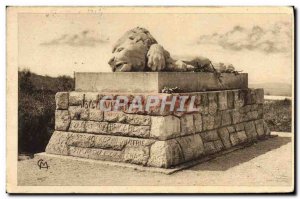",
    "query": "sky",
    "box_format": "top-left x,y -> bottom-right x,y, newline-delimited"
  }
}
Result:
18,12 -> 293,84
